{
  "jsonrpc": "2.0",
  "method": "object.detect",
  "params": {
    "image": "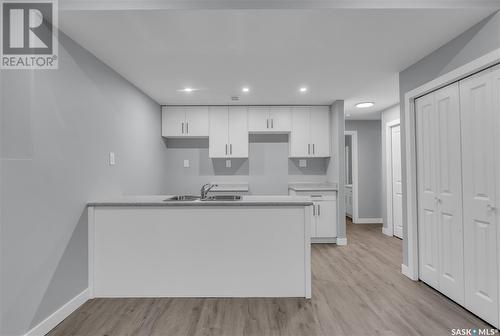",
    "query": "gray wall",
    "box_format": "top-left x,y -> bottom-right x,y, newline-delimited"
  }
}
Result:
399,11 -> 500,266
345,120 -> 383,219
380,105 -> 400,229
0,32 -> 167,336
163,129 -> 331,196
